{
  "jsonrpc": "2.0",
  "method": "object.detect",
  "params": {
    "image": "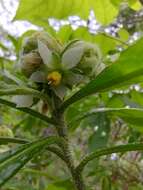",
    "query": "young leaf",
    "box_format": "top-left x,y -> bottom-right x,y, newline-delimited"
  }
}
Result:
0,137 -> 29,145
